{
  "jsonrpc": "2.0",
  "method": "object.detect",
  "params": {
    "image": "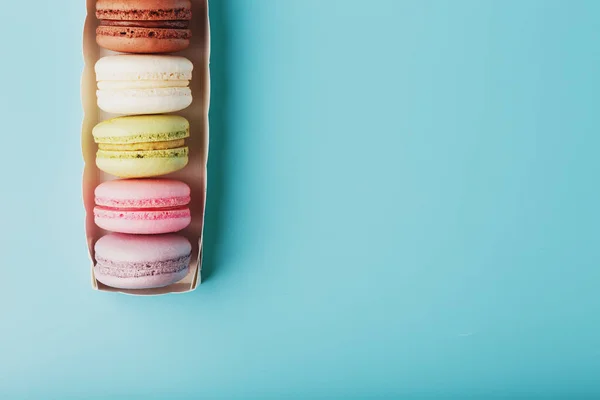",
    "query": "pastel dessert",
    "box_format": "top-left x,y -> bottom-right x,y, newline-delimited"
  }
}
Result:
94,179 -> 191,234
94,233 -> 191,290
96,0 -> 192,54
93,115 -> 189,178
96,55 -> 193,115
